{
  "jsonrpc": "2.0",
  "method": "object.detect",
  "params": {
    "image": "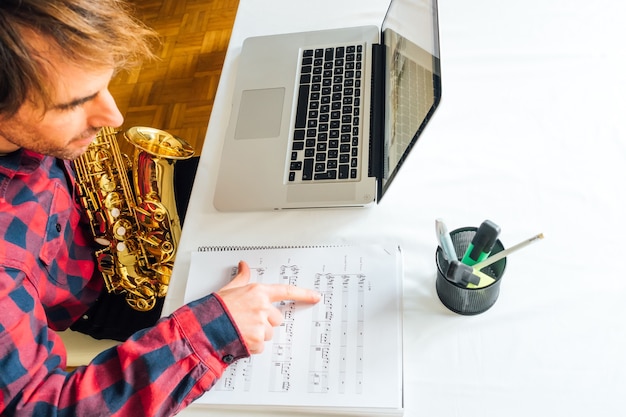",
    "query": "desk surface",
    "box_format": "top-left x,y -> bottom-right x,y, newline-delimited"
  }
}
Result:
165,0 -> 626,416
